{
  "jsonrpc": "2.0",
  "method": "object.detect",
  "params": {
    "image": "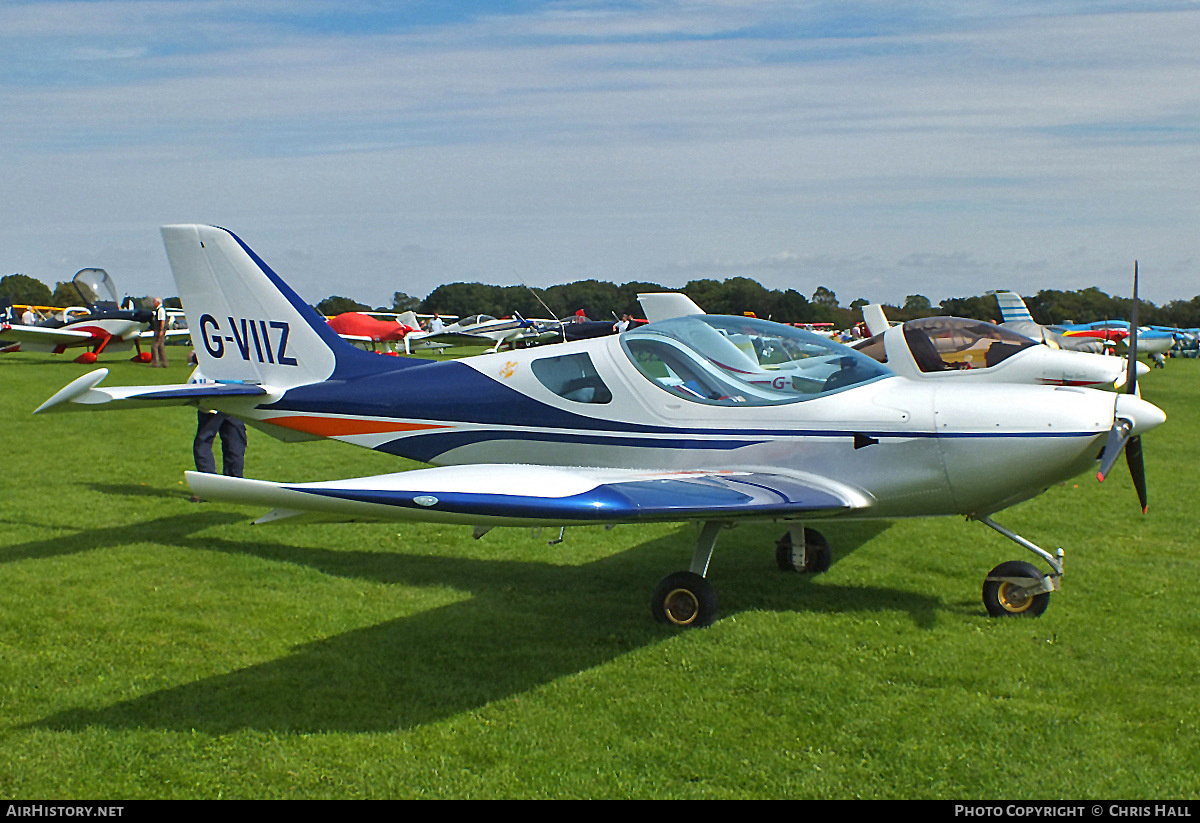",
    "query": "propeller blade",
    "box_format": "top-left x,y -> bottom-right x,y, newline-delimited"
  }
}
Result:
1097,418 -> 1131,481
1126,434 -> 1148,513
1125,261 -> 1139,395
1101,262 -> 1150,513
